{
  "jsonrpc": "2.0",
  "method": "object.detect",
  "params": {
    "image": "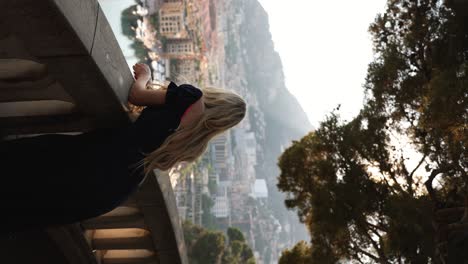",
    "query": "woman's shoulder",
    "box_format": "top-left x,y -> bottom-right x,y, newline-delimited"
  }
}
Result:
133,82 -> 203,127
165,82 -> 203,106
